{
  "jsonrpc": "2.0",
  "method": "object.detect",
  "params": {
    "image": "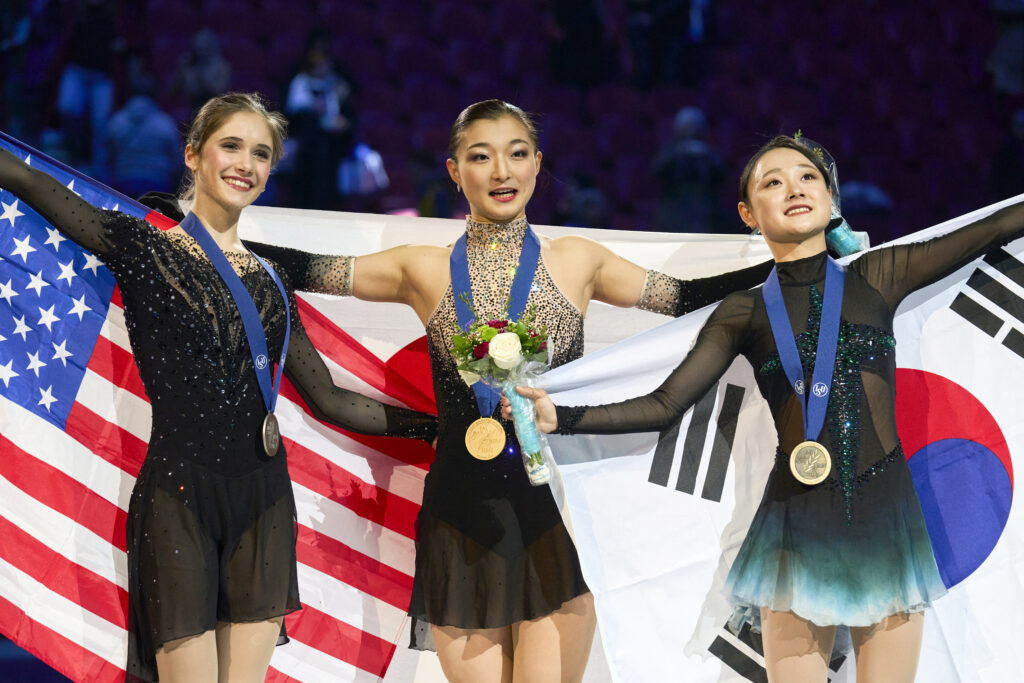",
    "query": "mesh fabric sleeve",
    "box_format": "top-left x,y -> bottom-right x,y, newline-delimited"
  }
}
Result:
635,260 -> 774,317
0,146 -> 116,254
853,201 -> 1024,308
281,286 -> 437,441
245,241 -> 354,296
556,291 -> 753,434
